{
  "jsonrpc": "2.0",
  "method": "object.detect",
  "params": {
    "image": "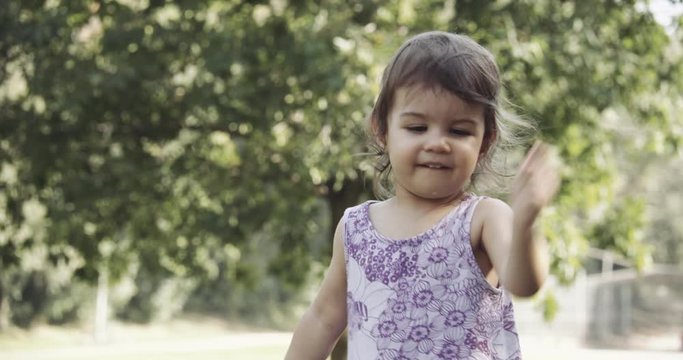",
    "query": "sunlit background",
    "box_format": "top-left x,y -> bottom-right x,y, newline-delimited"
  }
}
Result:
1,0 -> 682,359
